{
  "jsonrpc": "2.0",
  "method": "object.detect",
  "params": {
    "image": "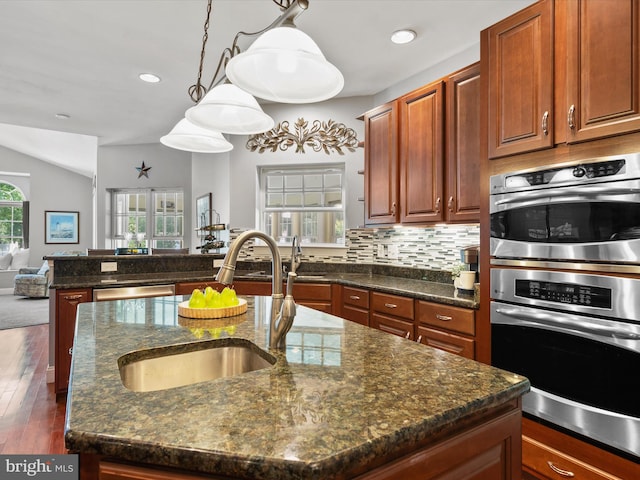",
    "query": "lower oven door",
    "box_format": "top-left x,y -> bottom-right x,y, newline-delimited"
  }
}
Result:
491,301 -> 640,459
